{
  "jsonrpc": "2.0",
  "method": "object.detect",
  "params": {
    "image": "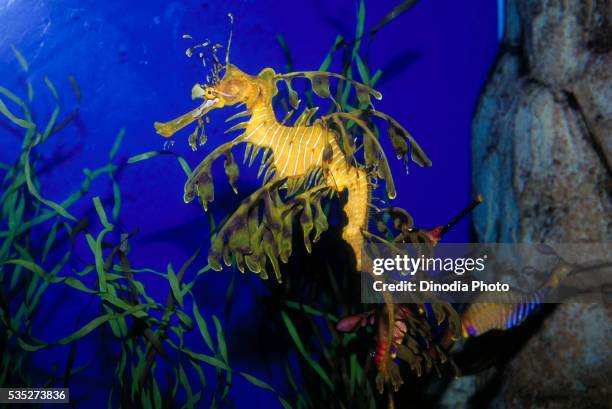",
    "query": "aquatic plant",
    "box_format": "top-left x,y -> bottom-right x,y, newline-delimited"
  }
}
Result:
0,47 -> 292,408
